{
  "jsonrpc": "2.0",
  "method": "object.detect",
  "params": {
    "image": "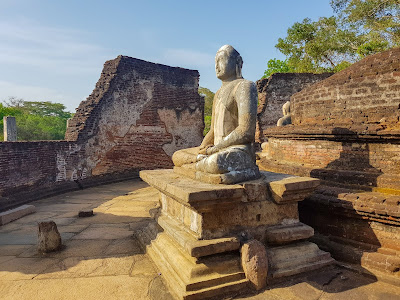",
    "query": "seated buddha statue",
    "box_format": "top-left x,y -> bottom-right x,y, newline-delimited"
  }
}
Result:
172,45 -> 260,184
